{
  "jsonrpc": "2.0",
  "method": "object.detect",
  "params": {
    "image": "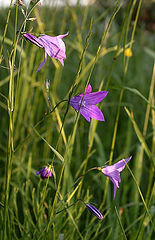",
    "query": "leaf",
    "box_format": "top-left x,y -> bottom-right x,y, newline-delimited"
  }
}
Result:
124,87 -> 155,110
32,126 -> 64,163
124,107 -> 155,169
